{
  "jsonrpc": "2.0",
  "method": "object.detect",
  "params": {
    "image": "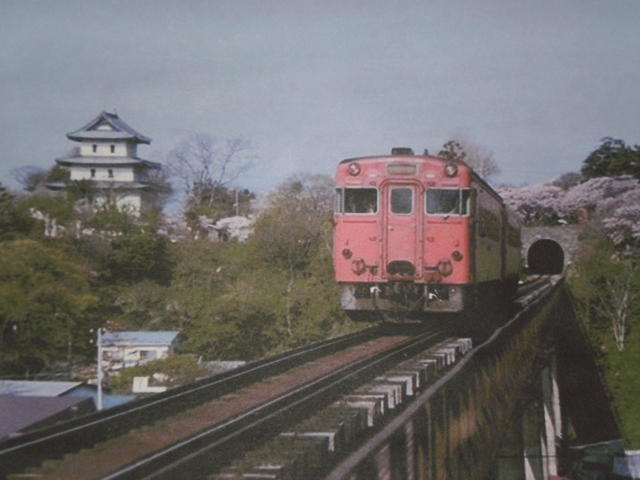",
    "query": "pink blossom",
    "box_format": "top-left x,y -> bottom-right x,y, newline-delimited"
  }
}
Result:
498,176 -> 640,246
497,184 -> 565,224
